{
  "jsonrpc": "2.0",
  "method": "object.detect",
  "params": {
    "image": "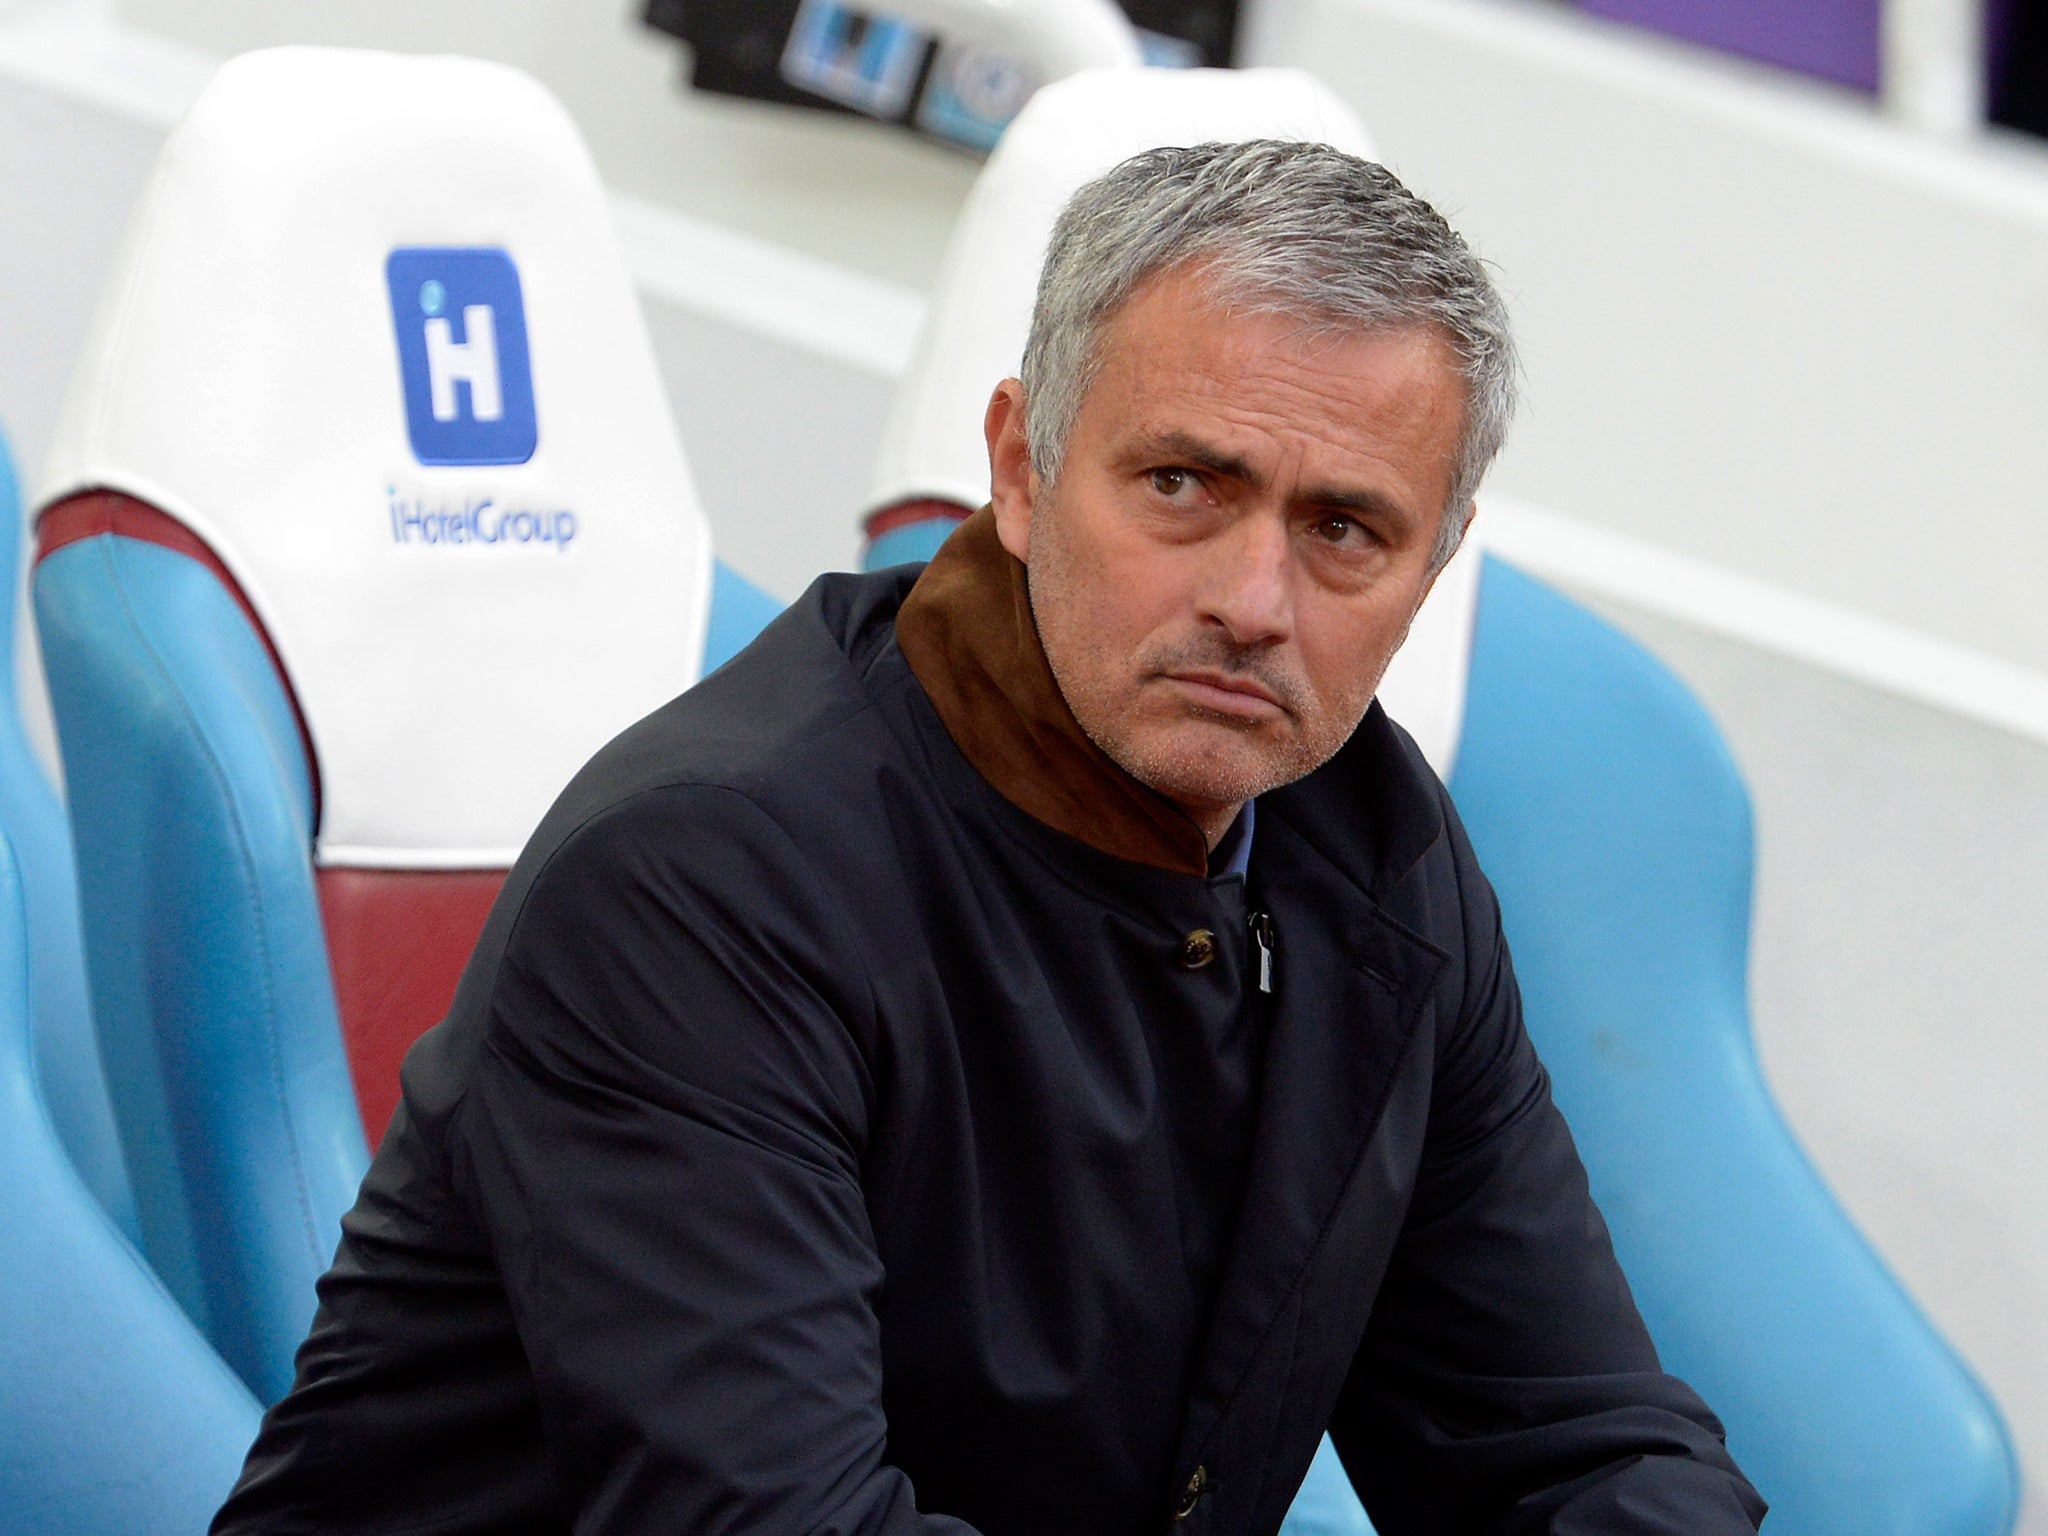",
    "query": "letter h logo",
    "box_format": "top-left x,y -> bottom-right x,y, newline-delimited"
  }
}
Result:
387,247 -> 538,466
